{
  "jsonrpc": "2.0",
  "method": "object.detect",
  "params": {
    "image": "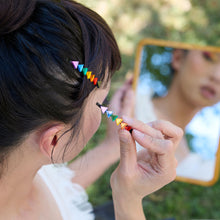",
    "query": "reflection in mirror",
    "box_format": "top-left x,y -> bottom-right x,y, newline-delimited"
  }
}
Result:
134,40 -> 220,186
